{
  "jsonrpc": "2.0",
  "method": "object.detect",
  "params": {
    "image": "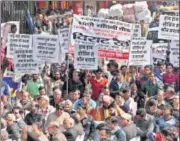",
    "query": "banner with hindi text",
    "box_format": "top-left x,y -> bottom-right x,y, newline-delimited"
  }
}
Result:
170,40 -> 179,68
32,35 -> 60,63
7,33 -> 32,58
129,40 -> 152,66
71,15 -> 133,59
158,15 -> 179,40
151,43 -> 169,61
14,49 -> 40,74
74,44 -> 98,70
